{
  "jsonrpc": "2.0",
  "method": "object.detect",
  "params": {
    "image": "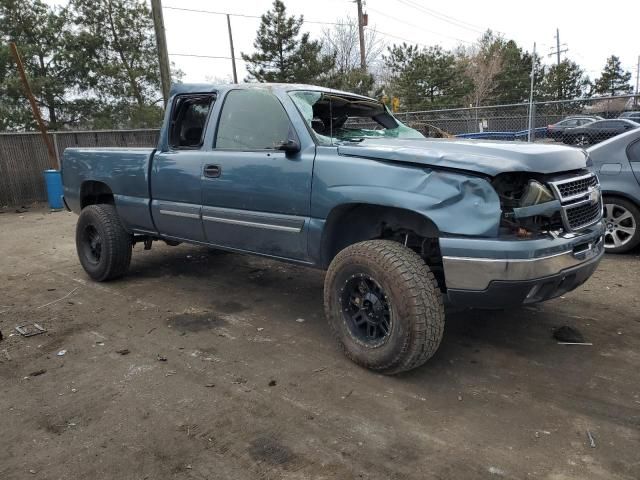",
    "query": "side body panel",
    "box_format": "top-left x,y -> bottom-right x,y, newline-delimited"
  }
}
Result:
61,147 -> 155,232
588,130 -> 640,206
